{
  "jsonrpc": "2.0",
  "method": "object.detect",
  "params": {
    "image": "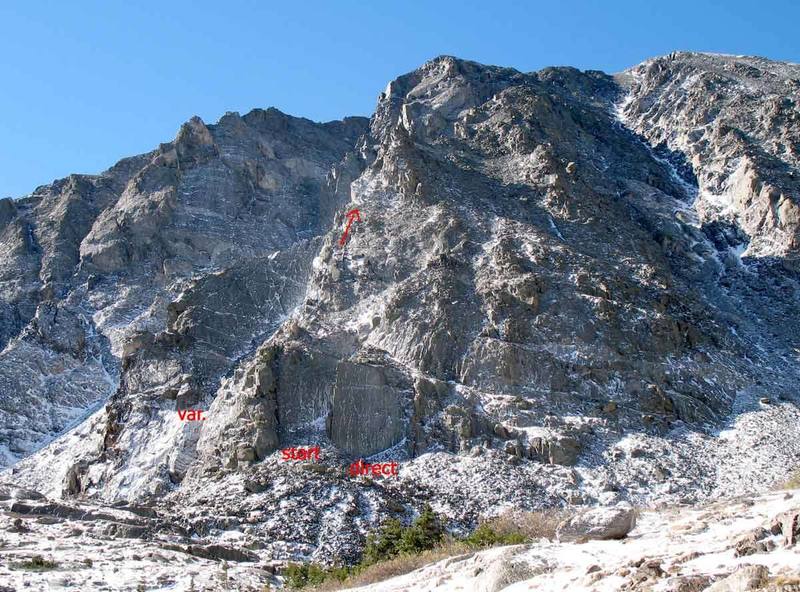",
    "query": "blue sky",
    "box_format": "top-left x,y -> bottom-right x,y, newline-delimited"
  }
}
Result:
1,0 -> 798,198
